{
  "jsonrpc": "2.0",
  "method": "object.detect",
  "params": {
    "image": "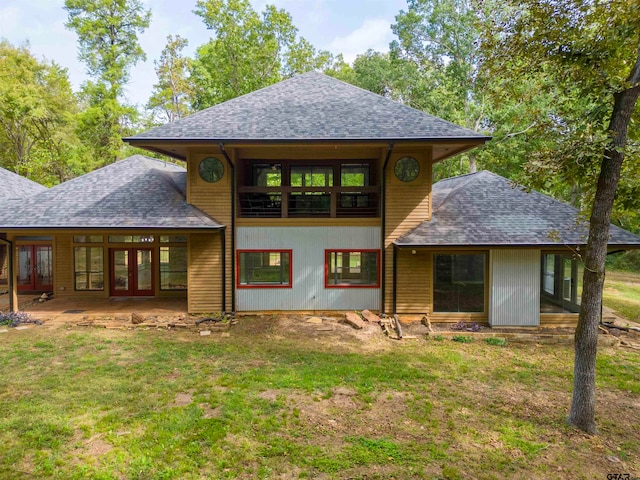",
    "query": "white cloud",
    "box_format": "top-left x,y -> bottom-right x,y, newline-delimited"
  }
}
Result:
327,18 -> 393,63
